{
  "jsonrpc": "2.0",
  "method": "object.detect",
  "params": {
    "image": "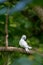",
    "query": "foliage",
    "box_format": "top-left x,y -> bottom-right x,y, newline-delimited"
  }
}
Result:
0,0 -> 43,65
